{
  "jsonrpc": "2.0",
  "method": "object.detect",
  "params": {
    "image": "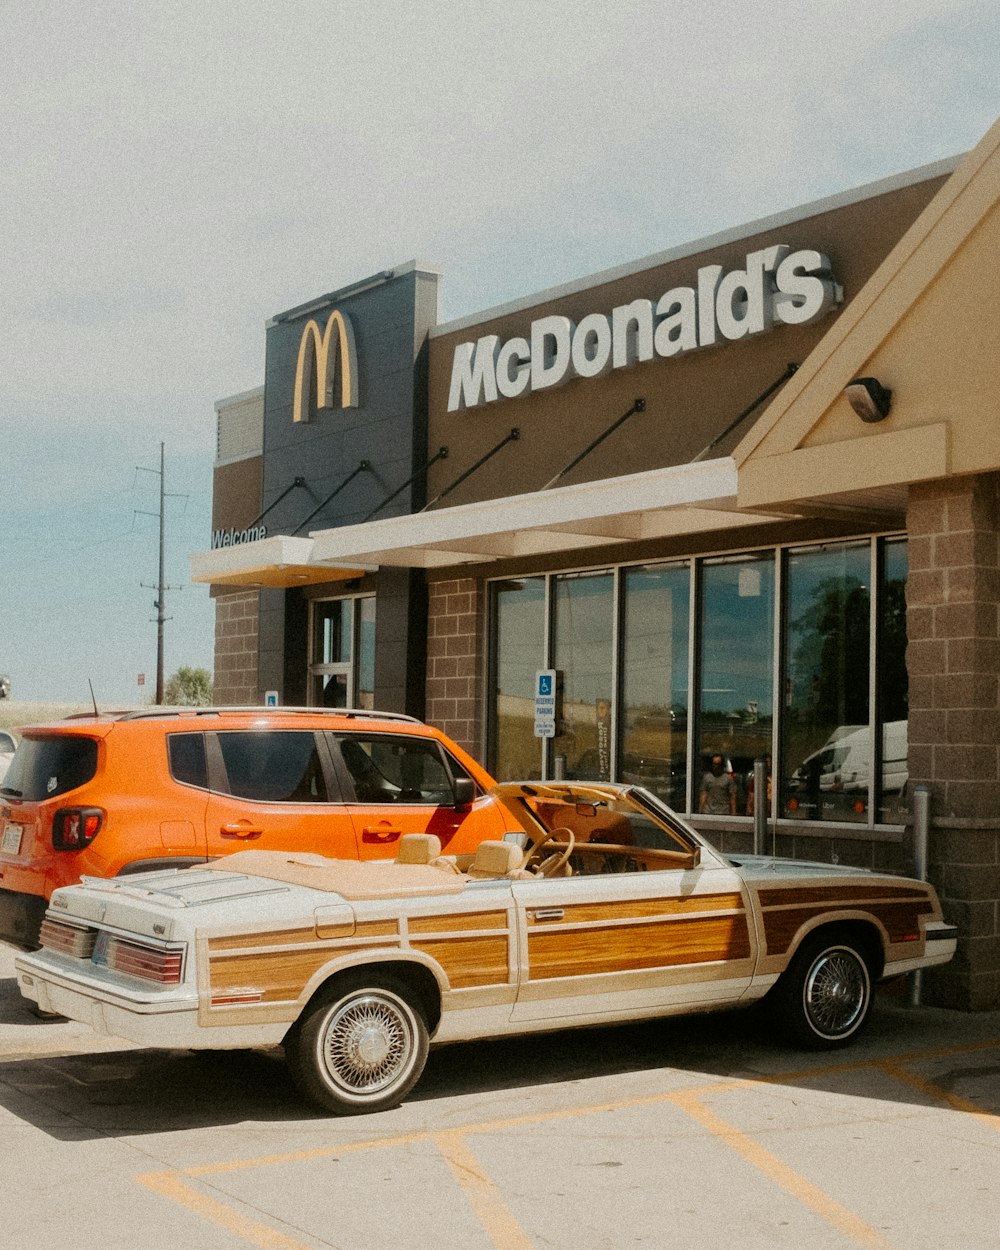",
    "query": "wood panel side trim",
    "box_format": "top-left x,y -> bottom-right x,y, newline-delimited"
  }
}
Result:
527,913 -> 752,981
